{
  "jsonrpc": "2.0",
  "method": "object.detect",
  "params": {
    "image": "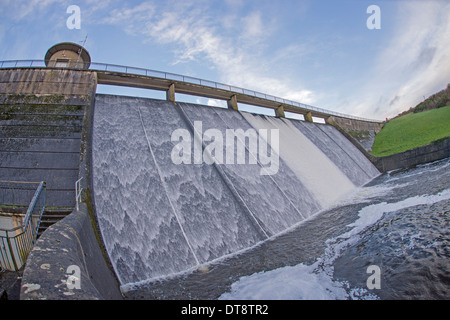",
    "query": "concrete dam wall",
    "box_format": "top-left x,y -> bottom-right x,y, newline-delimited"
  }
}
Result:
92,94 -> 380,289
